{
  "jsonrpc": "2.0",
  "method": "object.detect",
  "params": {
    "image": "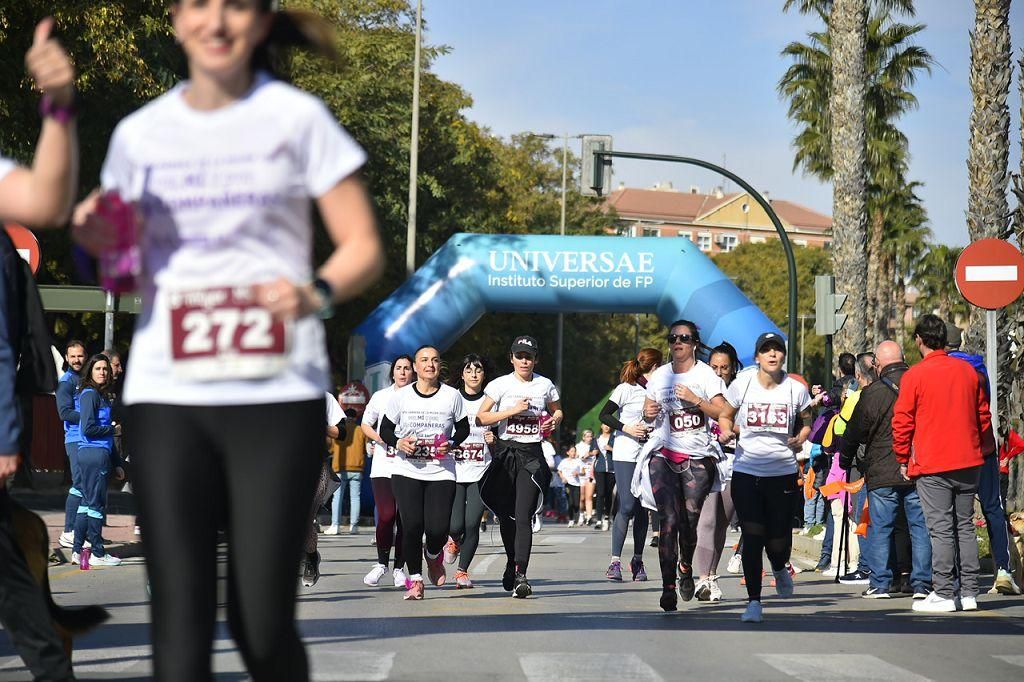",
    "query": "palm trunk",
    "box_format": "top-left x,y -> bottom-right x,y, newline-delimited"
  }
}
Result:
866,207 -> 885,346
829,0 -> 869,355
1005,51 -> 1024,512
